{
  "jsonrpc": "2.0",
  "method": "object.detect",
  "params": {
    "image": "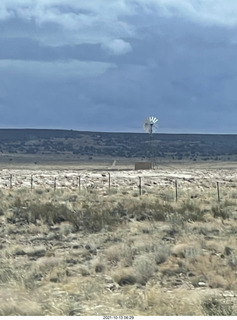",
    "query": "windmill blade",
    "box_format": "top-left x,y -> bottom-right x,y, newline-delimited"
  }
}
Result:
143,116 -> 158,134
149,116 -> 158,124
